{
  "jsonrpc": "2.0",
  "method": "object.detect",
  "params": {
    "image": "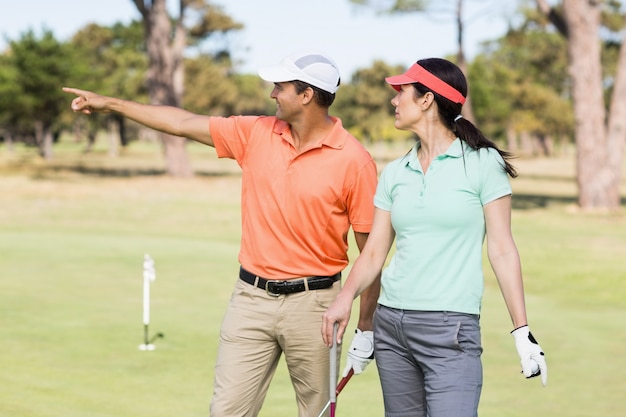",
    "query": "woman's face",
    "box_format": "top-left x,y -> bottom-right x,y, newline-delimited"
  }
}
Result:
390,84 -> 422,131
